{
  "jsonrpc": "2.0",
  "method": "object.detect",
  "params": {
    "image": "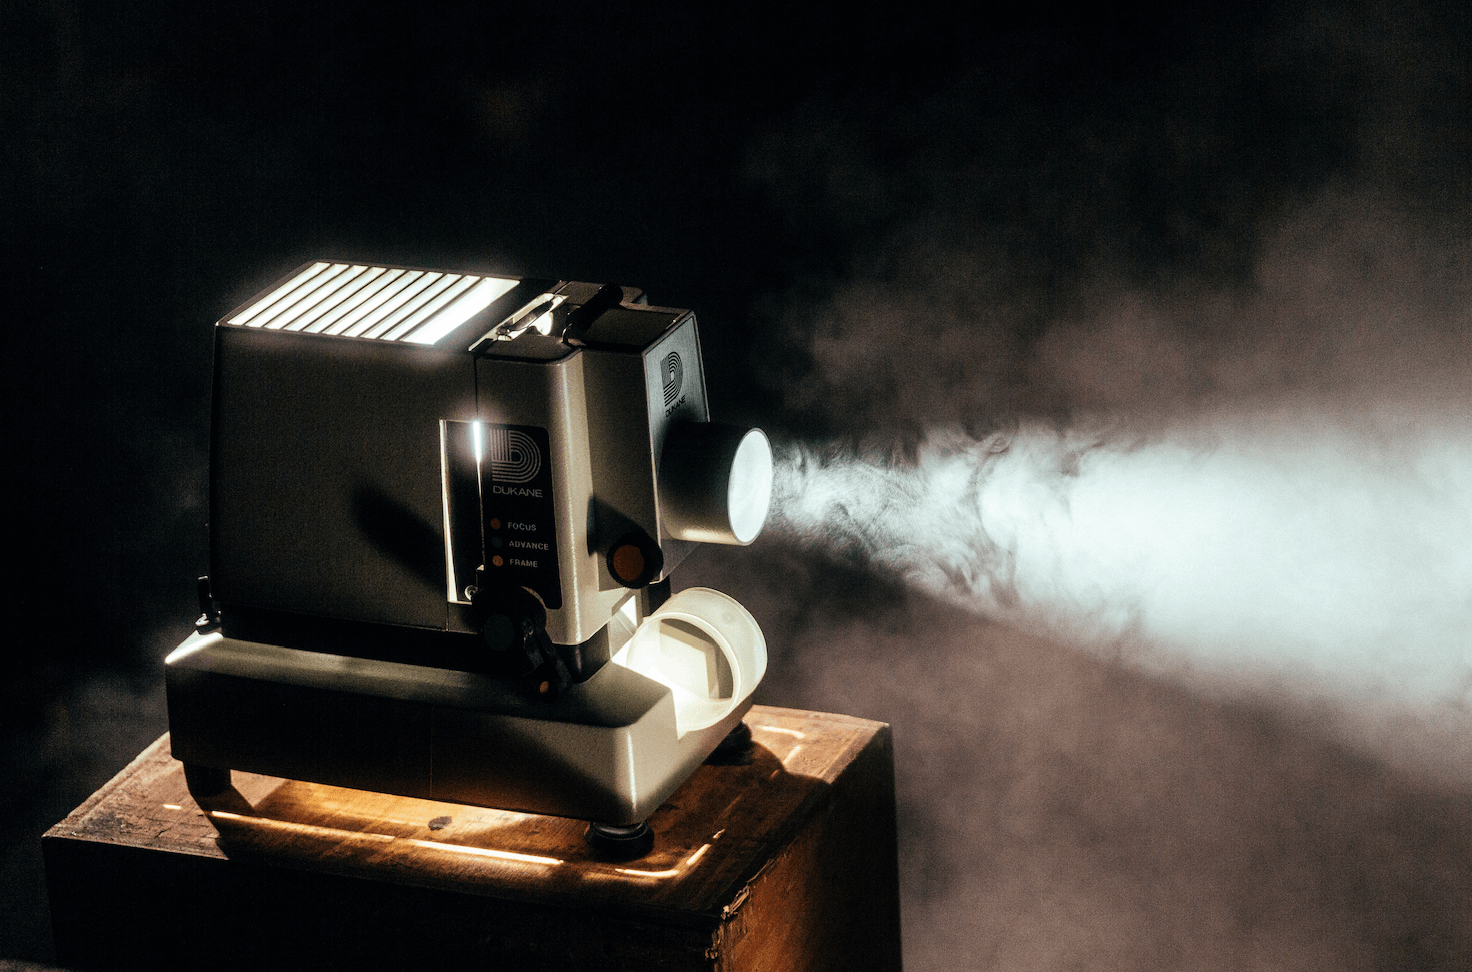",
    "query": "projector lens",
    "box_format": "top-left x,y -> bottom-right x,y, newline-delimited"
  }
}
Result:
659,423 -> 774,546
